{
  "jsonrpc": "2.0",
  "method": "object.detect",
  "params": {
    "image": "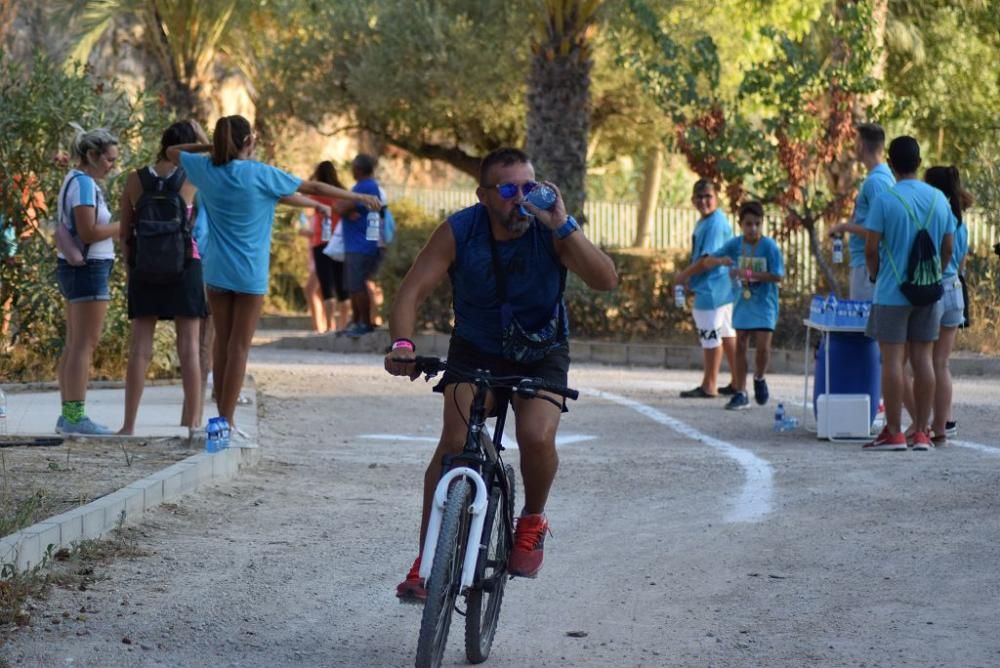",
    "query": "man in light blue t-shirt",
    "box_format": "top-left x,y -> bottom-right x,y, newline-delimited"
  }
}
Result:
830,123 -> 894,300
862,136 -> 954,452
673,179 -> 737,398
